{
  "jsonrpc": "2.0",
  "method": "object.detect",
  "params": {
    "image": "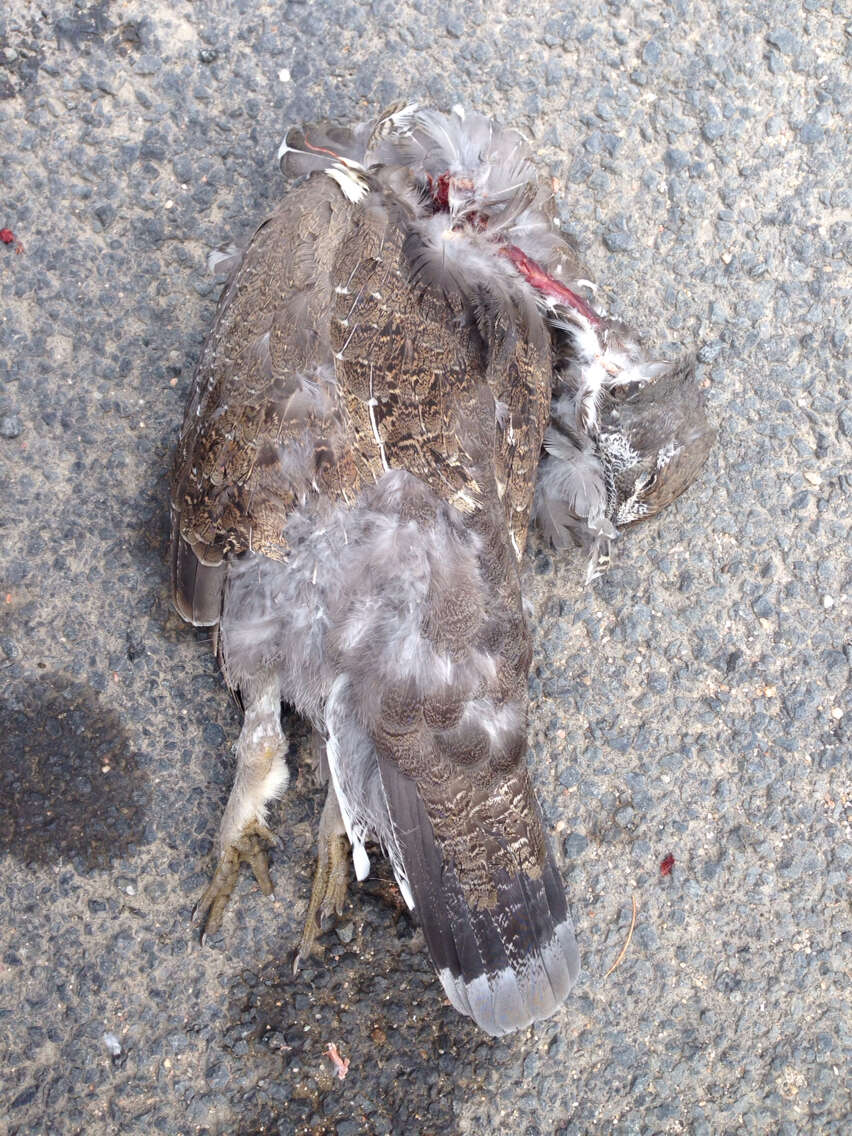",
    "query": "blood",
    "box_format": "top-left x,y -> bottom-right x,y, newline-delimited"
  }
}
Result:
426,172 -> 451,210
500,245 -> 603,325
0,229 -> 14,244
426,172 -> 603,326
